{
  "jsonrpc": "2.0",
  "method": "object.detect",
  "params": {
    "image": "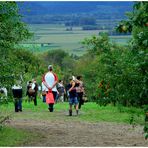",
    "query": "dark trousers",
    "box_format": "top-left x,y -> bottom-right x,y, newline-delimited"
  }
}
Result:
33,95 -> 37,106
42,95 -> 46,102
48,103 -> 54,112
78,92 -> 84,109
14,98 -> 22,112
48,91 -> 57,112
